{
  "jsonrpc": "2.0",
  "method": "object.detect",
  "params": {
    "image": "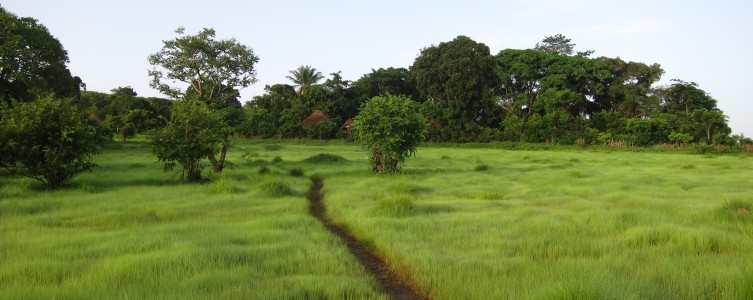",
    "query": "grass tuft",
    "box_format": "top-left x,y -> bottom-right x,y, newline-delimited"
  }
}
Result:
261,178 -> 295,198
374,196 -> 416,217
474,164 -> 490,171
210,175 -> 237,194
303,153 -> 347,163
289,168 -> 305,177
272,156 -> 283,163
